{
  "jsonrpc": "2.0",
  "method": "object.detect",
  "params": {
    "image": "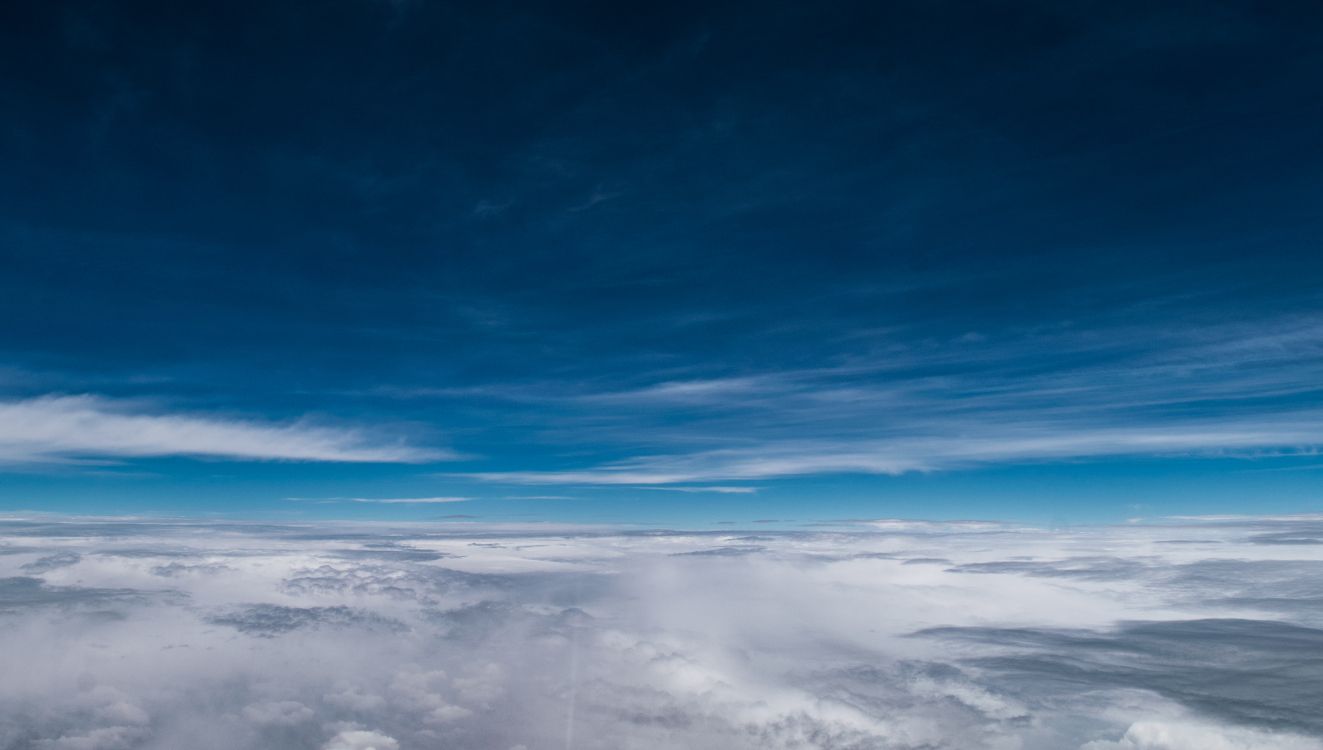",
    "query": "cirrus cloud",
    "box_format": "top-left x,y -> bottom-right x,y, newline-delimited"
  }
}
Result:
0,395 -> 449,465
